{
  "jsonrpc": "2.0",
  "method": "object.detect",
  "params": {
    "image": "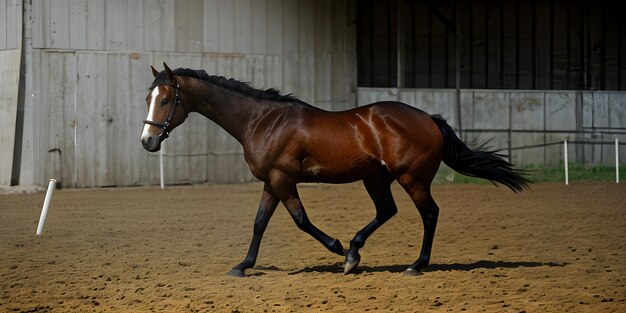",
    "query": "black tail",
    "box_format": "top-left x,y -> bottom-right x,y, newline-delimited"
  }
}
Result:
431,115 -> 531,192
